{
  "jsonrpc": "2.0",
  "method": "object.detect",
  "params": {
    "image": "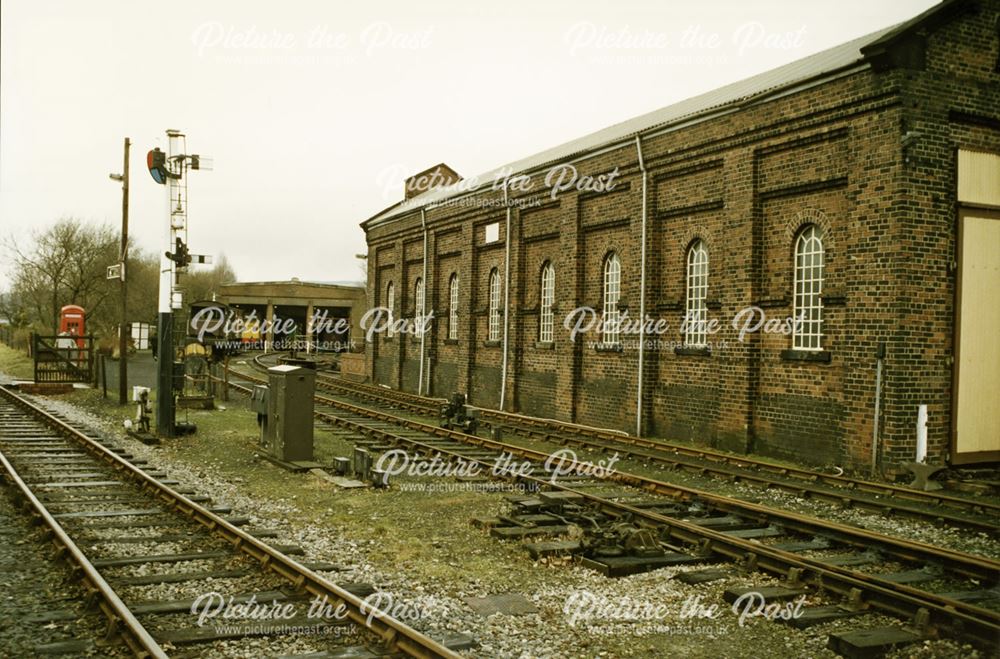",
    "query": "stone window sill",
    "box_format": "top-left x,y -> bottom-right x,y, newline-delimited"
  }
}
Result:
534,341 -> 554,350
483,340 -> 501,348
674,346 -> 711,357
781,349 -> 831,363
594,343 -> 623,353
